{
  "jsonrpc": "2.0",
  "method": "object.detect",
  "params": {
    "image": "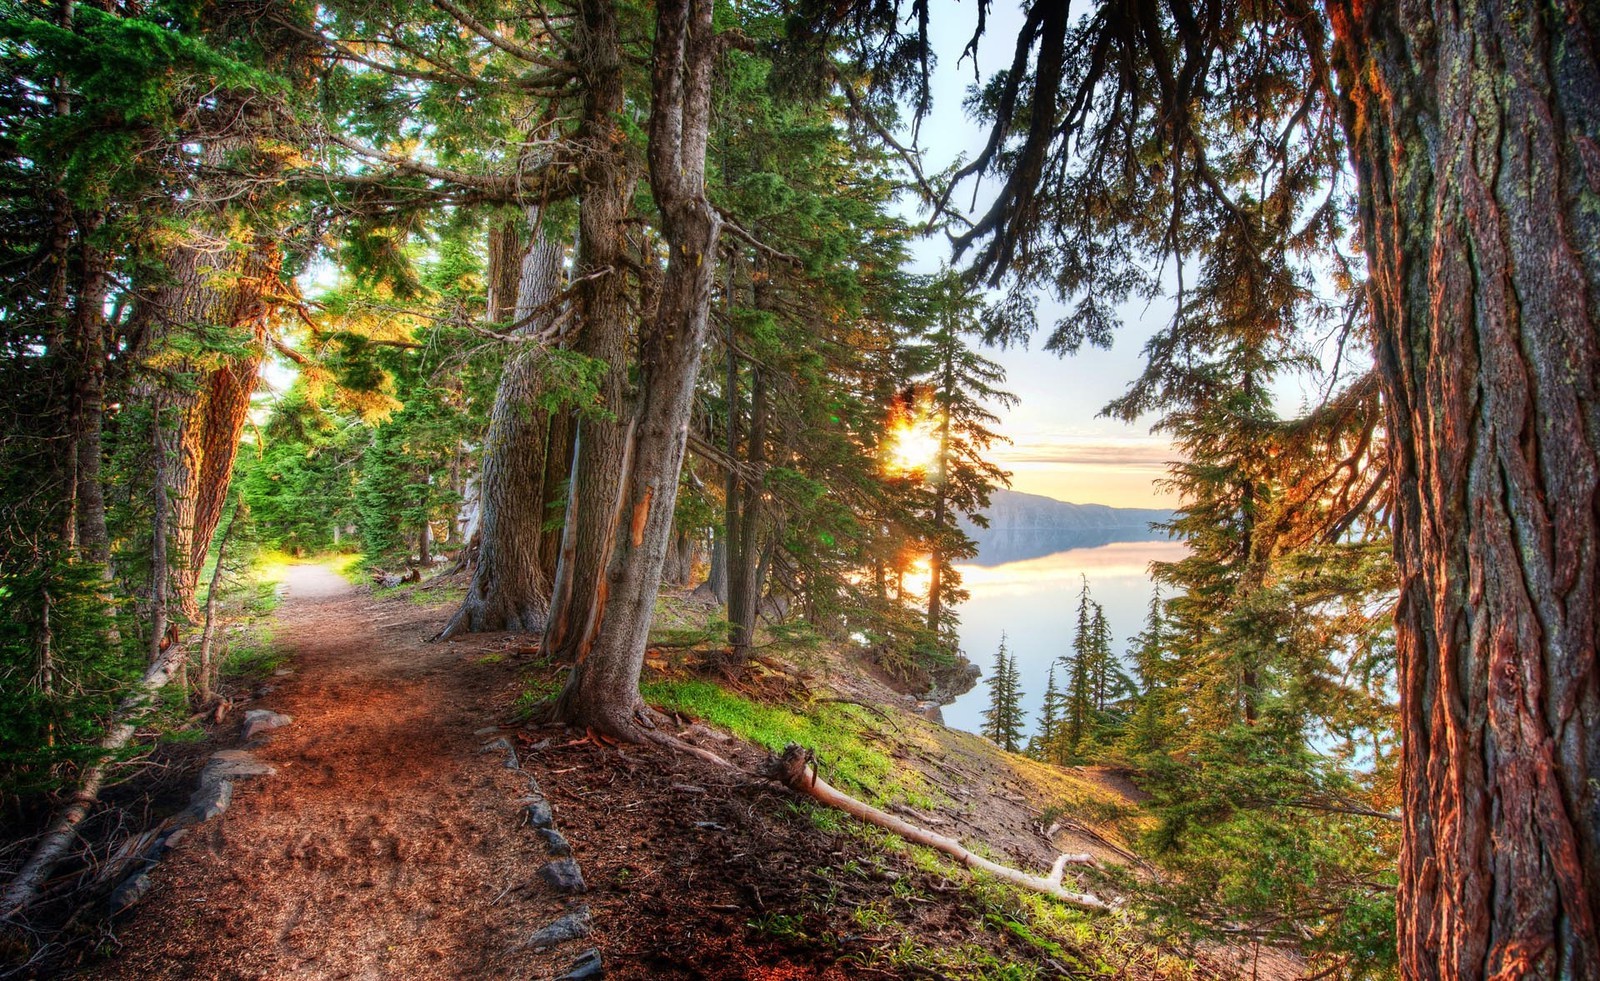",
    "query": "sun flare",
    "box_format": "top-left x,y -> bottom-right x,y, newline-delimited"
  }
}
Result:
883,389 -> 943,479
